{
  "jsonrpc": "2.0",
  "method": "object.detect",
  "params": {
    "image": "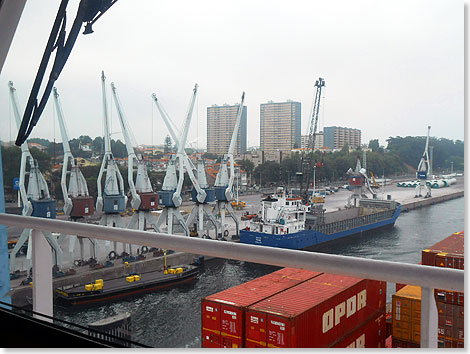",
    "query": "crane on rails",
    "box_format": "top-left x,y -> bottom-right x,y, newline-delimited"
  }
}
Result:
53,87 -> 96,264
303,77 -> 325,204
213,92 -> 245,240
8,81 -> 63,272
415,126 -> 432,198
111,81 -> 161,253
154,84 -> 200,235
152,93 -> 218,239
96,71 -> 128,256
346,156 -> 376,208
